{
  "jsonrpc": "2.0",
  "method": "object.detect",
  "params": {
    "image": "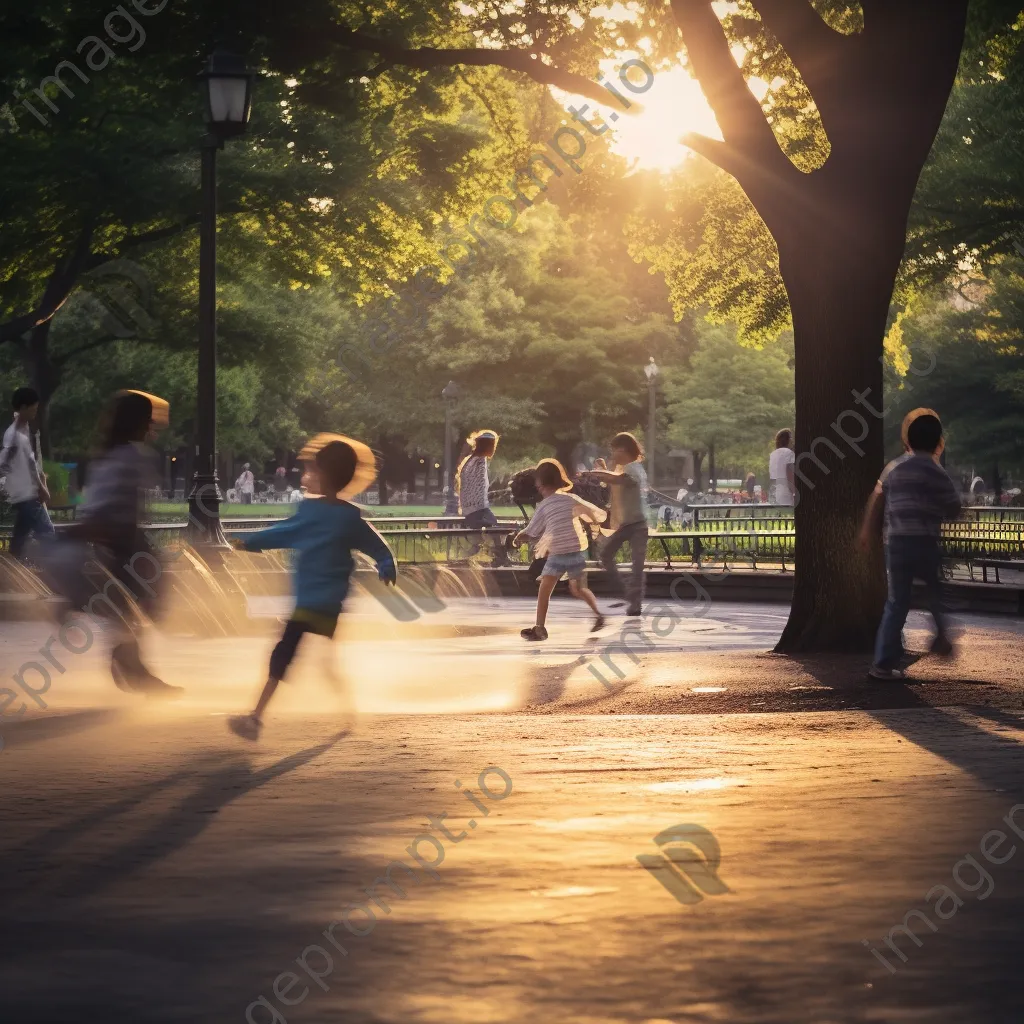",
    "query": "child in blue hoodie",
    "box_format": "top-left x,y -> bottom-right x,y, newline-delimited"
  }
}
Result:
228,435 -> 396,740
